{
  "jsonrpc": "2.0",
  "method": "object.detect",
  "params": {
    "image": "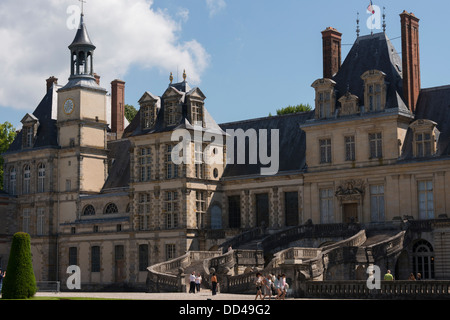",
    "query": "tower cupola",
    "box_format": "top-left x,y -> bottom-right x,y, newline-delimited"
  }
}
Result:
69,13 -> 96,80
